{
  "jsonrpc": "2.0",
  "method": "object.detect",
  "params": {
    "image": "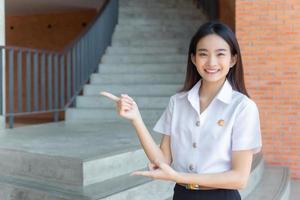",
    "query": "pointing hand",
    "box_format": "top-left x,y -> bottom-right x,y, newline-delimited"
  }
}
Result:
100,91 -> 141,122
